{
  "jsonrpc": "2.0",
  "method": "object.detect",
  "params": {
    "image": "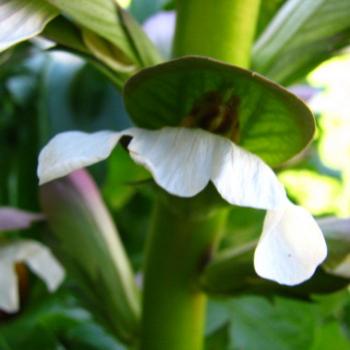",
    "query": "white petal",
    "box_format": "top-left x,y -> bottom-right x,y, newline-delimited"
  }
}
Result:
254,203 -> 327,286
0,262 -> 18,312
0,0 -> 57,52
0,240 -> 64,312
38,130 -> 124,184
38,127 -> 286,210
212,141 -> 286,209
127,128 -> 216,197
128,127 -> 286,209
